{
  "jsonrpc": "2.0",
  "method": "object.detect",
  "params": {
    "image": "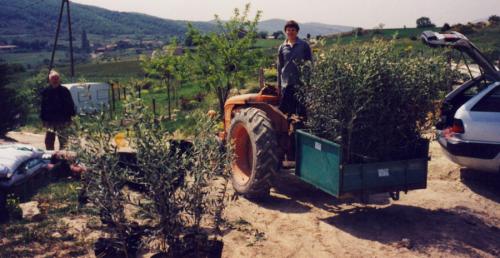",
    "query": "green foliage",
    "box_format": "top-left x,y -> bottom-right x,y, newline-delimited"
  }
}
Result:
21,71 -> 49,111
300,39 -> 459,163
489,15 -> 500,25
416,17 -> 436,28
186,4 -> 264,115
0,63 -> 30,136
272,31 -> 285,40
71,91 -> 231,254
258,31 -> 269,39
142,39 -> 189,118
